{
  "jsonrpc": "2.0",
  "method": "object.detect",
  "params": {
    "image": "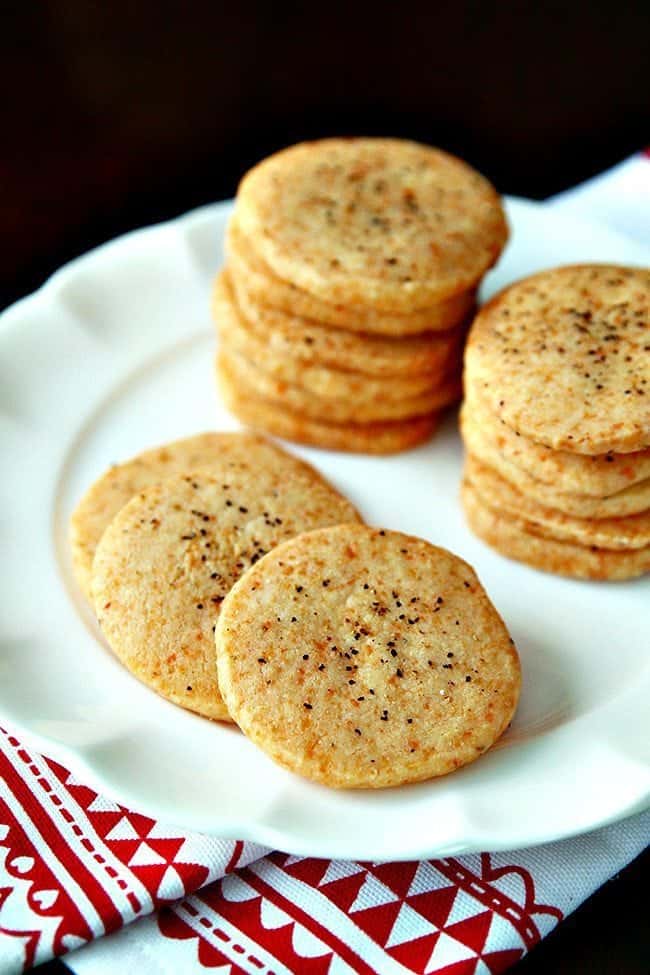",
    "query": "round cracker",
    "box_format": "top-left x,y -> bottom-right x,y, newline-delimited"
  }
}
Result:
462,390 -> 650,497
460,403 -> 650,518
235,138 -> 508,312
226,217 -> 478,335
218,348 -> 461,424
215,269 -> 463,388
214,273 -> 451,401
216,524 -> 520,788
462,479 -> 650,581
92,462 -> 362,722
225,267 -> 466,375
217,354 -> 439,454
464,264 -> 650,455
70,432 -> 280,602
465,454 -> 650,551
